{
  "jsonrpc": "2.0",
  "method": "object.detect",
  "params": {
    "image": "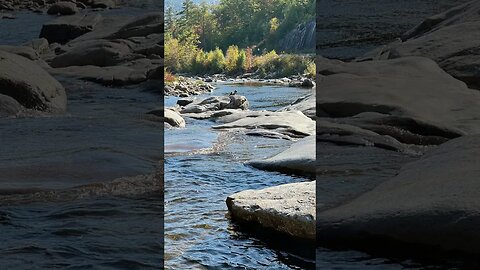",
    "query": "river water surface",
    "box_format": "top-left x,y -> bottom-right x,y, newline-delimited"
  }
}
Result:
165,83 -> 315,269
0,6 -> 163,269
